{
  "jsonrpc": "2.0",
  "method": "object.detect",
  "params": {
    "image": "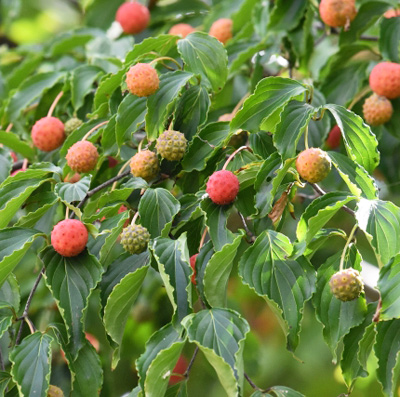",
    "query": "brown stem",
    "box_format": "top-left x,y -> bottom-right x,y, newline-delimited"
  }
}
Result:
81,120 -> 108,141
183,346 -> 199,378
222,146 -> 252,170
47,91 -> 64,118
373,298 -> 382,323
244,372 -> 261,390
